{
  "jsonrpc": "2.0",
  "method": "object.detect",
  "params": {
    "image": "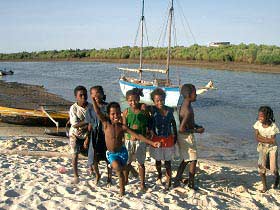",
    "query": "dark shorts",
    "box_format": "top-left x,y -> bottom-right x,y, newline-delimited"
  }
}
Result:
69,136 -> 87,155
